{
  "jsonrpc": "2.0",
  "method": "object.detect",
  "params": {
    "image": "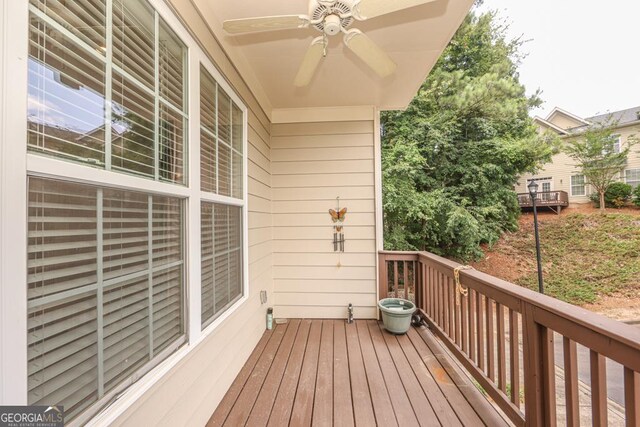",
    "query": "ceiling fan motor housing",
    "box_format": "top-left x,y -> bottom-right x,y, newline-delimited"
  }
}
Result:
310,0 -> 355,35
